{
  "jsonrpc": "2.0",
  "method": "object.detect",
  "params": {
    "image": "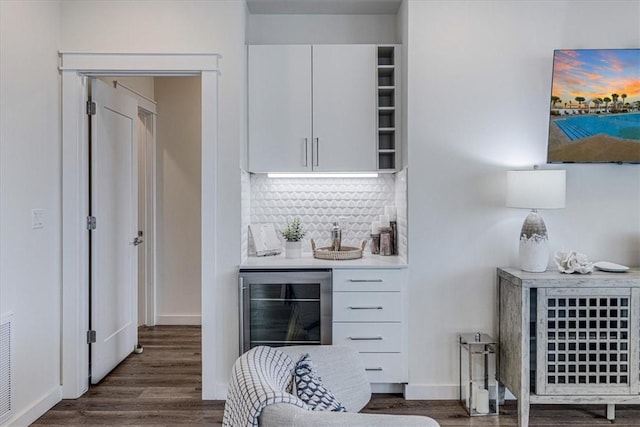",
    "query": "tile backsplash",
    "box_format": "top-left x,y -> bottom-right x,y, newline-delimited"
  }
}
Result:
245,173 -> 404,255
